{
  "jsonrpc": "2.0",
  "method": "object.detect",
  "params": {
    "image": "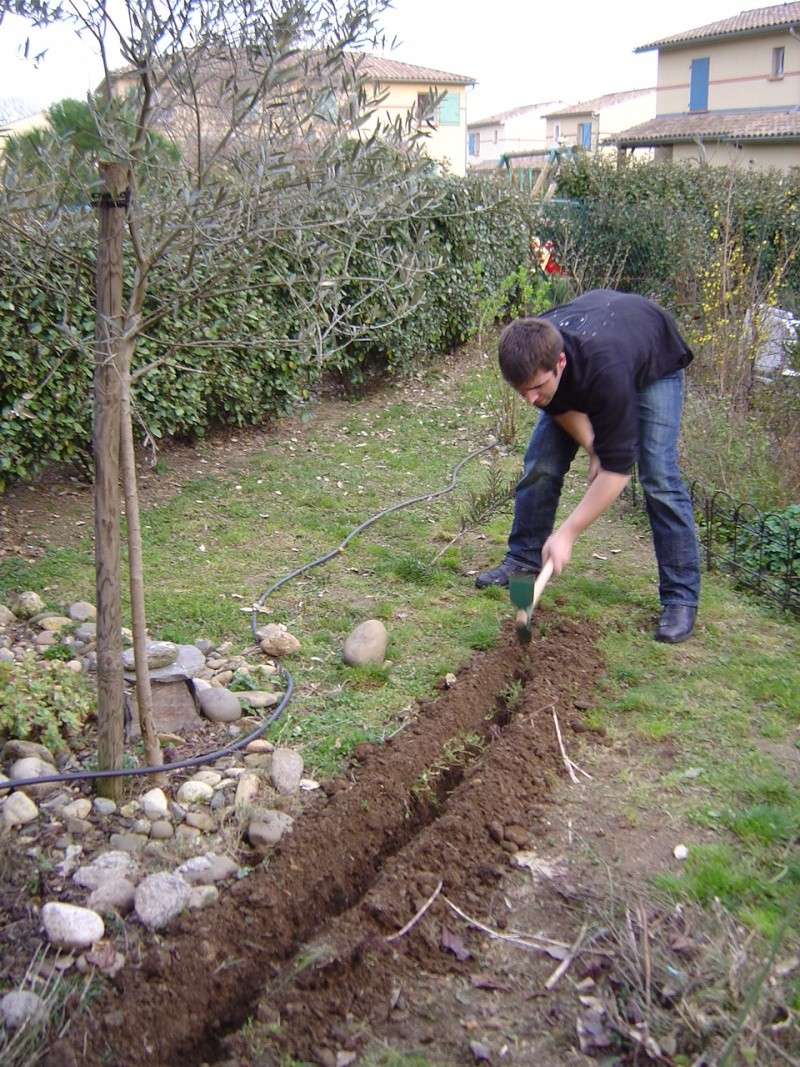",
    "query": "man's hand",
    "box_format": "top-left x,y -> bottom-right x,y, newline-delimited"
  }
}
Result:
588,452 -> 601,486
542,527 -> 576,575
